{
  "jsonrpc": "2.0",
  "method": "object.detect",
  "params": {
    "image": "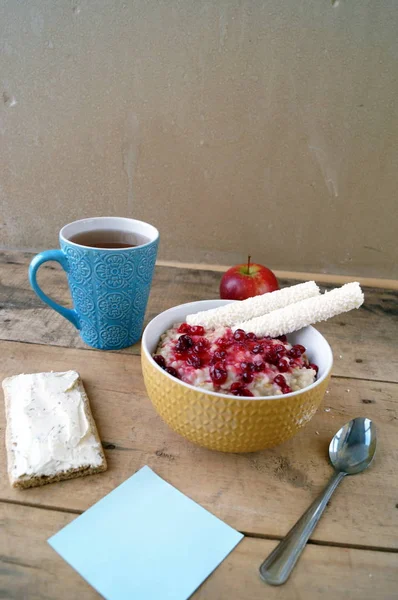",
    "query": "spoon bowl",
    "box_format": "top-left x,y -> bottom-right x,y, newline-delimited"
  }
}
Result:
329,417 -> 377,475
